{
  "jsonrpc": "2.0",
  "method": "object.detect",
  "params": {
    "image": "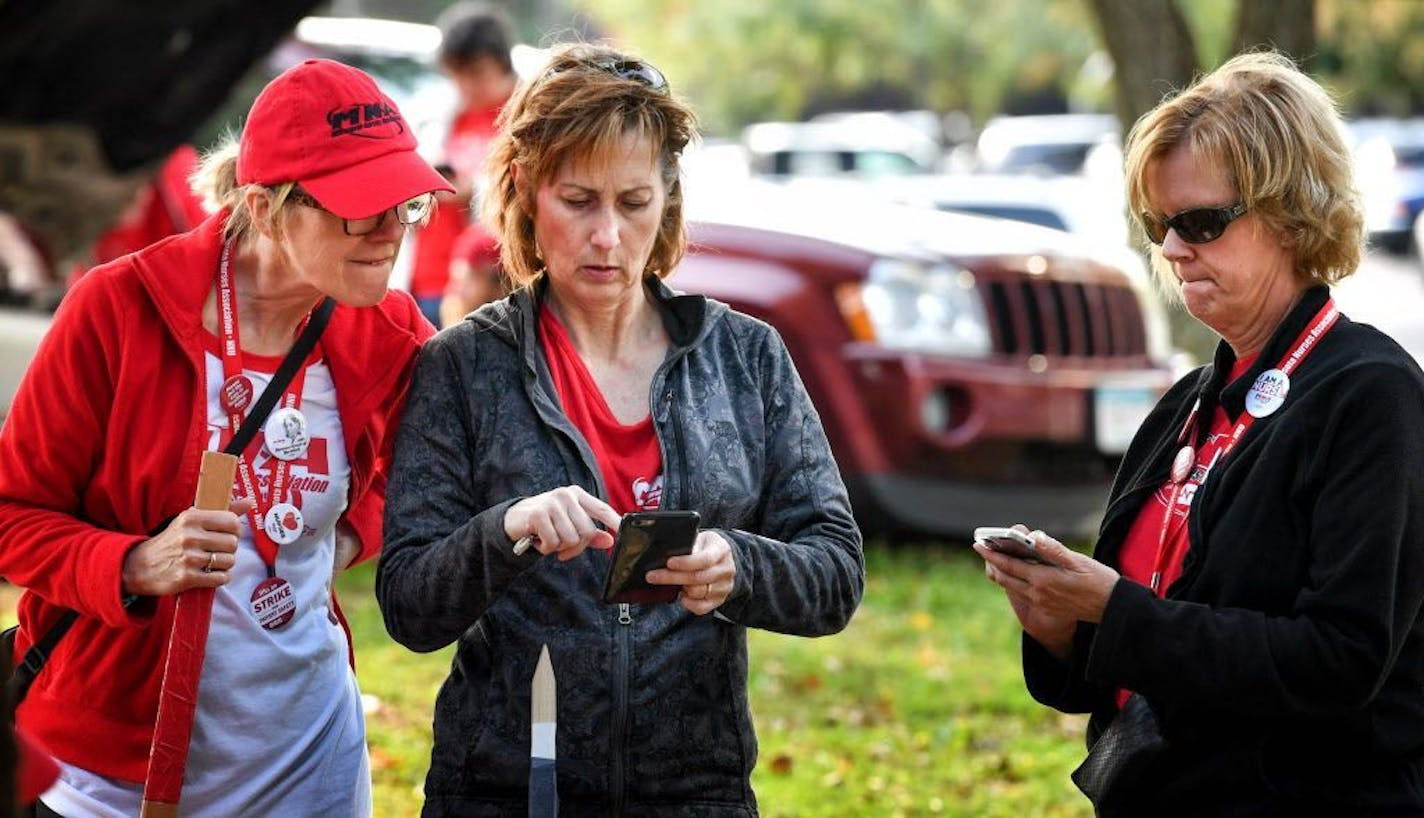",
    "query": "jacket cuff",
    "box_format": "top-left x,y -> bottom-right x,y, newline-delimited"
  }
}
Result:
478,497 -> 543,568
341,494 -> 384,566
708,528 -> 751,620
106,534 -> 156,627
1023,622 -> 1095,708
1085,578 -> 1152,685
